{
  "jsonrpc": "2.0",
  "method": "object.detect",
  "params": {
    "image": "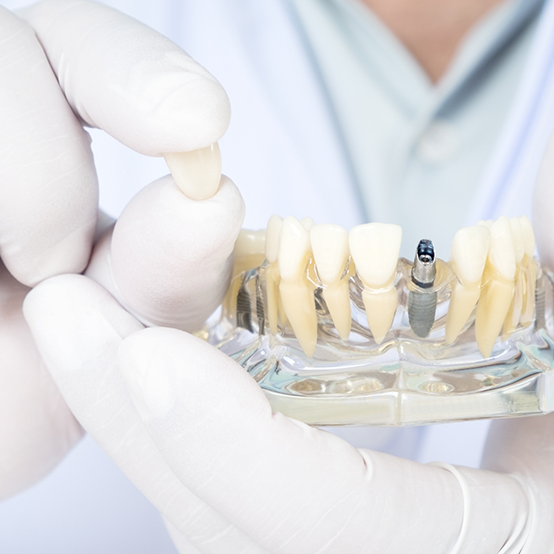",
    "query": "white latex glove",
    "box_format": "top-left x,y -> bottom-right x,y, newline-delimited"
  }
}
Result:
0,0 -> 231,499
26,271 -> 554,553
